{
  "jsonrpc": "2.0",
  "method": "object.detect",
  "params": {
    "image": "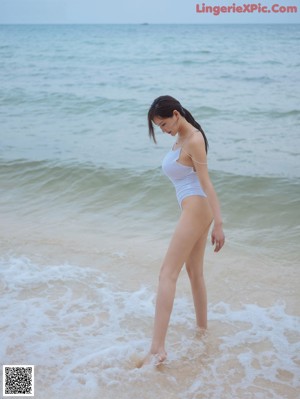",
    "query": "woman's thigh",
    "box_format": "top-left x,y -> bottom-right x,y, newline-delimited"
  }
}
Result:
161,197 -> 212,278
186,223 -> 211,275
